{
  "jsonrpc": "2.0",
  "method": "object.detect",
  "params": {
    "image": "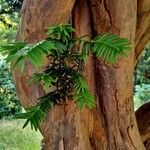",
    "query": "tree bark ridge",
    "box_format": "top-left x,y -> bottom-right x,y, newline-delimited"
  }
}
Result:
90,0 -> 145,149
